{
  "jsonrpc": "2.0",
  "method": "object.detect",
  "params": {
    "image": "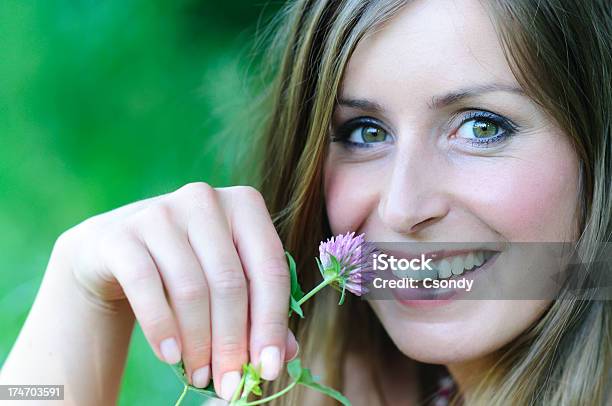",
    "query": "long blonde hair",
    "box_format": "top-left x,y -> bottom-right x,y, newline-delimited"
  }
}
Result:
239,0 -> 612,404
